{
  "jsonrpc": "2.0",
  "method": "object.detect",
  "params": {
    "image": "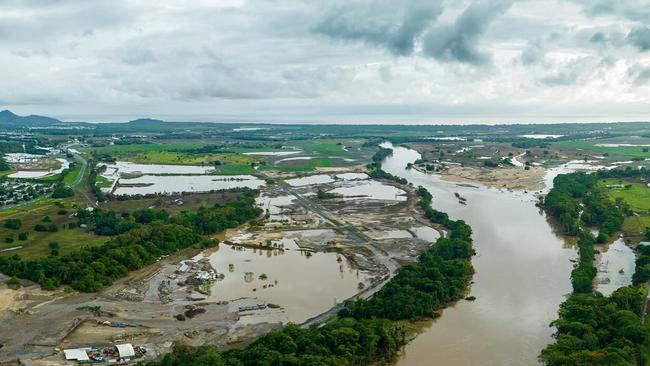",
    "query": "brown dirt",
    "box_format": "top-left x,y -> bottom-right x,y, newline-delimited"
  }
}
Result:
440,166 -> 546,191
